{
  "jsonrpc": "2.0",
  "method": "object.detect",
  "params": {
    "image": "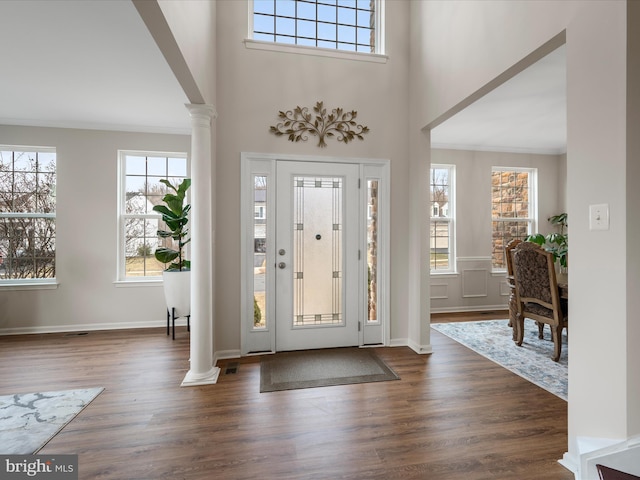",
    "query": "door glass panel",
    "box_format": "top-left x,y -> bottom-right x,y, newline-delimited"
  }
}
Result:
292,176 -> 343,326
253,175 -> 267,330
367,179 -> 378,323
